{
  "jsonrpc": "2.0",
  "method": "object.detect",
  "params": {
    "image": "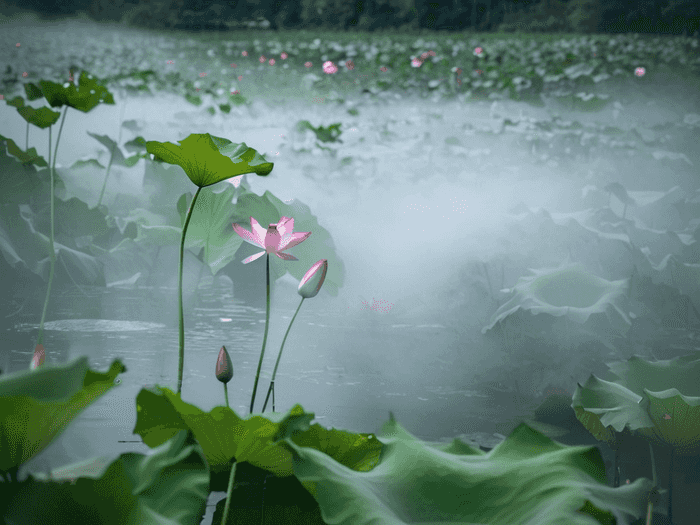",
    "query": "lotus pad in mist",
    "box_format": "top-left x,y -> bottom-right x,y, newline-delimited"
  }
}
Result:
573,354 -> 700,455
